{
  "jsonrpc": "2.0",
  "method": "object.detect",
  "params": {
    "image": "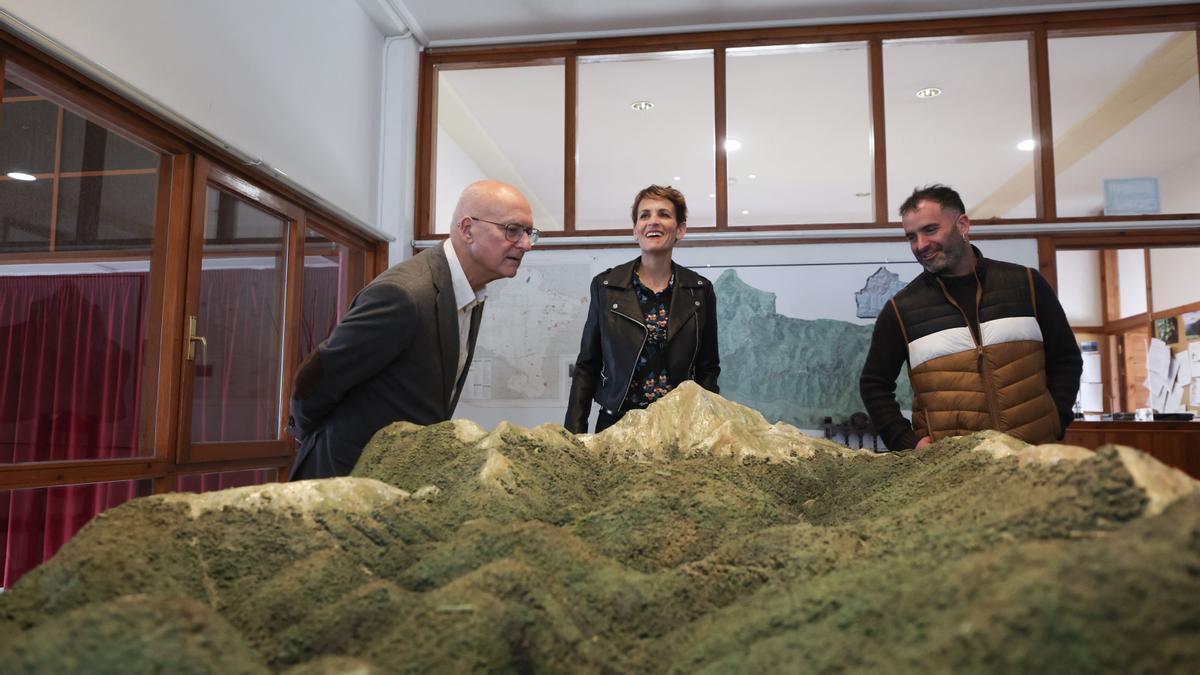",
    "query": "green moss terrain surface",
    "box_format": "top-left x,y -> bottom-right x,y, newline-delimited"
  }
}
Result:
1,387 -> 1197,674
